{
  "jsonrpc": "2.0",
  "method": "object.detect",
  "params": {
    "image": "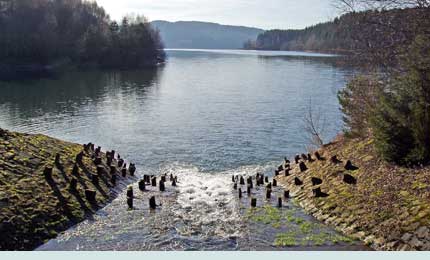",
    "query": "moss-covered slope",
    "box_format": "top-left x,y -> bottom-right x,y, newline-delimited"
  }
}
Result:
277,135 -> 430,251
0,128 -> 136,250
